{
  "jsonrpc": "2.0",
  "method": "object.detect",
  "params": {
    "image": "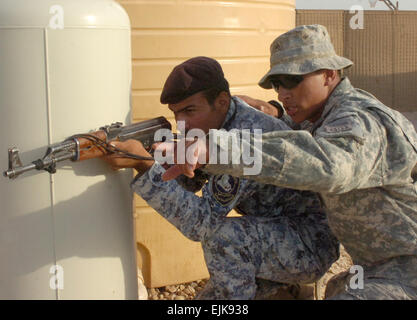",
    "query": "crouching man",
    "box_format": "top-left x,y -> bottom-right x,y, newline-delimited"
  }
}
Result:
104,57 -> 339,299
